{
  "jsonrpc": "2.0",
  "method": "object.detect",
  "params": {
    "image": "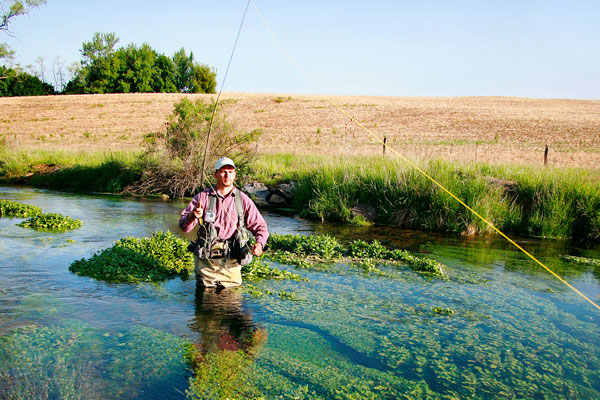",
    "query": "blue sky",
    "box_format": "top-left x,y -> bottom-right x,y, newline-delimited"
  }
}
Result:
3,0 -> 599,99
